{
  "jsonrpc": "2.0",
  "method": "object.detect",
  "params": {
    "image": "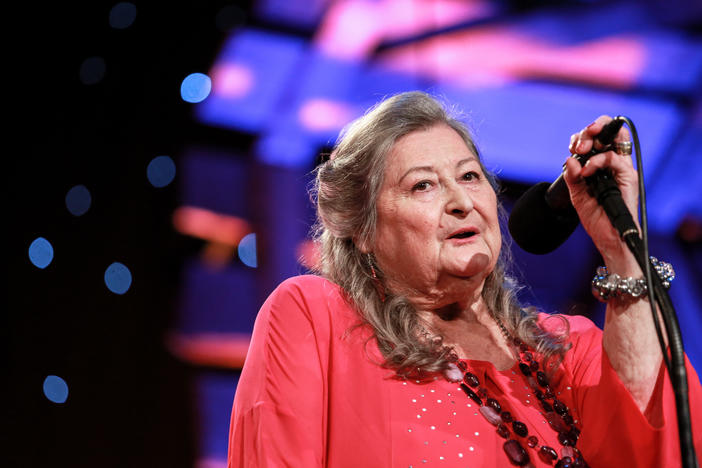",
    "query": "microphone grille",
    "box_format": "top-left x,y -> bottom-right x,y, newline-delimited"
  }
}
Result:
508,182 -> 580,254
